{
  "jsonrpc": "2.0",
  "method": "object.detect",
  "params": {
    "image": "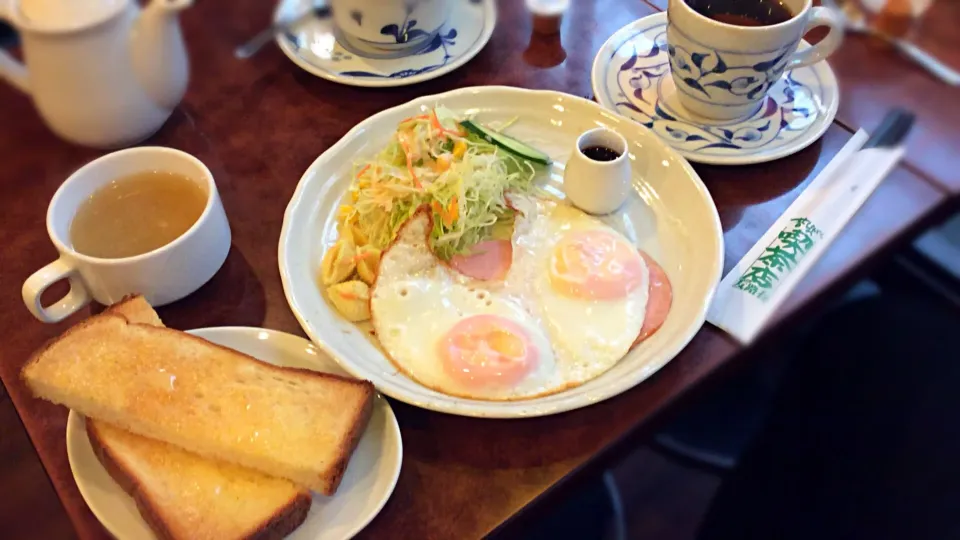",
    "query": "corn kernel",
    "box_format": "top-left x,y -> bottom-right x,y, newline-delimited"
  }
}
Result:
453,140 -> 467,159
